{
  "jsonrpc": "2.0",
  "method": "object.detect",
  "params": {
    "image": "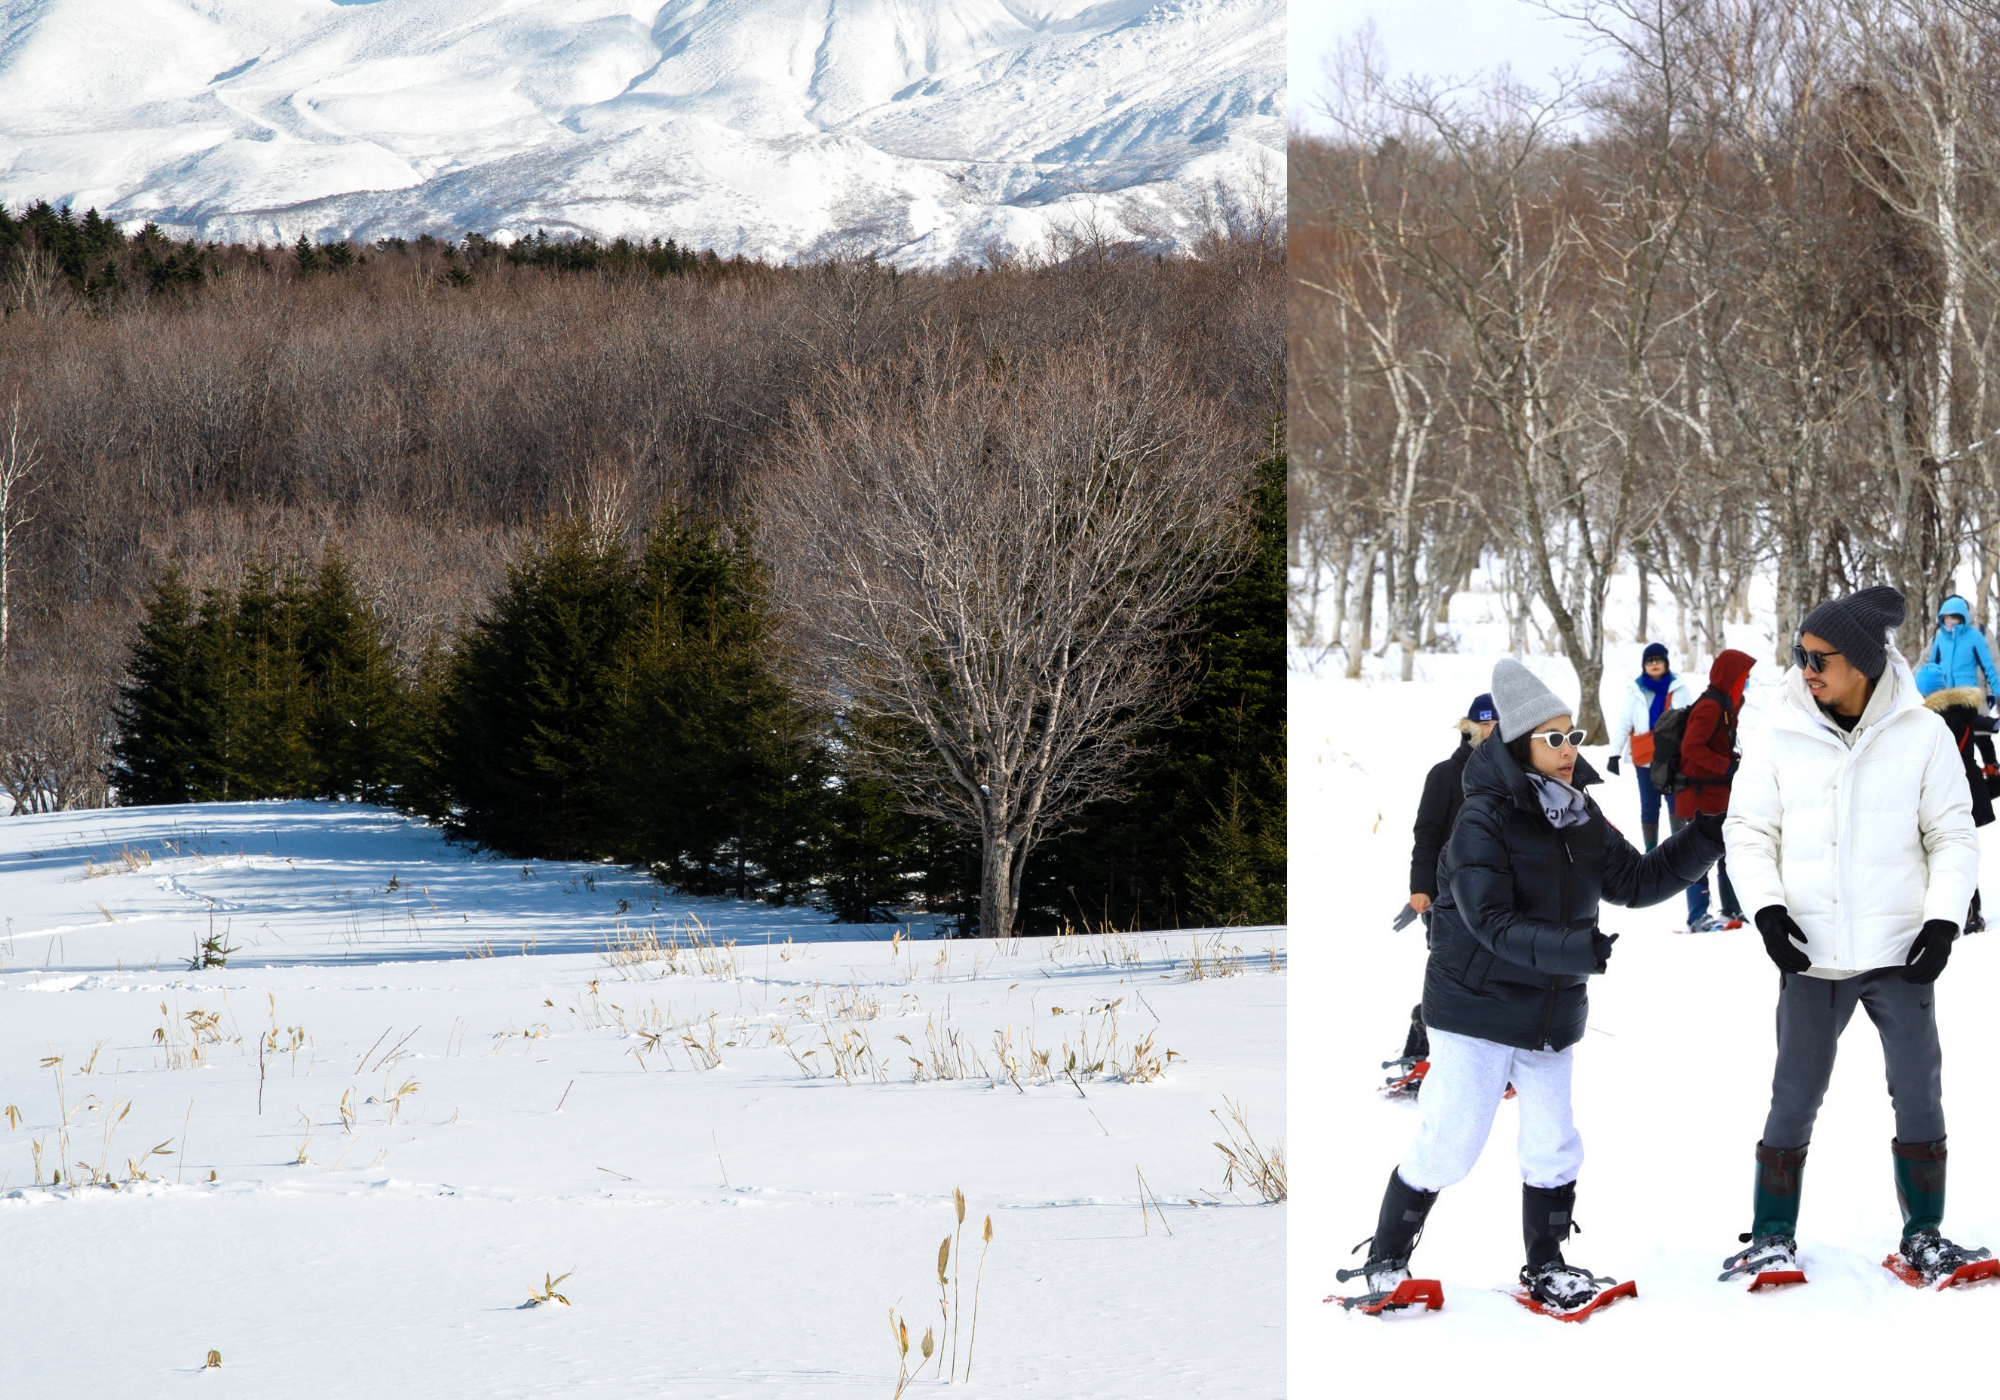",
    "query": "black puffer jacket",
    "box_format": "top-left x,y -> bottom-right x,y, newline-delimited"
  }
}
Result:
1423,738 -> 1722,1052
1409,728 -> 1476,898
